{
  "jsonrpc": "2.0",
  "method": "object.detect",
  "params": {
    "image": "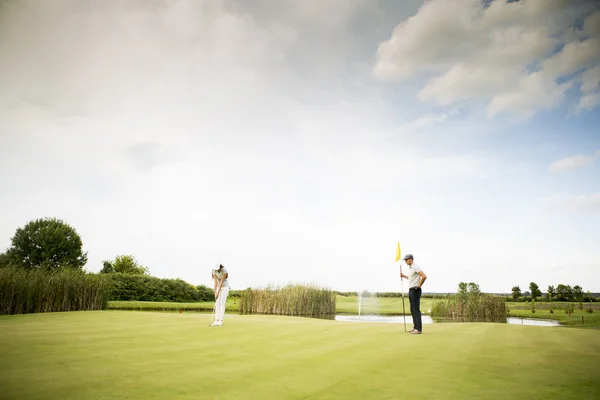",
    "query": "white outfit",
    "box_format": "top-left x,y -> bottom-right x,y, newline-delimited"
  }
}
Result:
213,268 -> 230,324
408,263 -> 422,288
215,286 -> 229,322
